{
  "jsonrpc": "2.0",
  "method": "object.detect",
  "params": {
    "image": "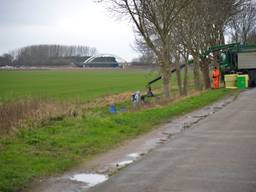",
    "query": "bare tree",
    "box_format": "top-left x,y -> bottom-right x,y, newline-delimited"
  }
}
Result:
133,32 -> 157,65
228,1 -> 256,44
172,1 -> 204,90
102,0 -> 247,95
173,0 -> 247,90
195,0 -> 246,89
247,29 -> 256,43
101,0 -> 192,97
